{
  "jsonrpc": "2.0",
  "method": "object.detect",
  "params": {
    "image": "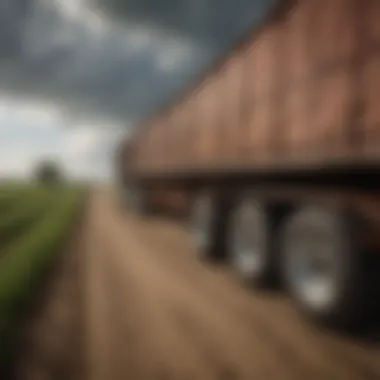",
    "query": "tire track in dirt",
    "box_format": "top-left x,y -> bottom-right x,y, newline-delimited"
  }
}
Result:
85,192 -> 217,380
82,195 -> 115,380
106,224 -> 233,379
145,217 -> 380,379
123,203 -> 380,380
126,218 -> 348,380
83,191 -> 161,380
107,196 -> 289,379
106,196 -> 335,379
117,219 -> 309,380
